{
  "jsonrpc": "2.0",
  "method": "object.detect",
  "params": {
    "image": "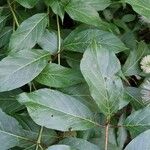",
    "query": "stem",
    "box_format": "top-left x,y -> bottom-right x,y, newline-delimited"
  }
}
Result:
56,15 -> 61,65
39,145 -> 44,150
7,0 -> 19,28
35,126 -> 43,150
47,6 -> 50,27
24,144 -> 36,150
35,143 -> 38,149
29,82 -> 32,92
105,121 -> 109,150
32,82 -> 37,91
